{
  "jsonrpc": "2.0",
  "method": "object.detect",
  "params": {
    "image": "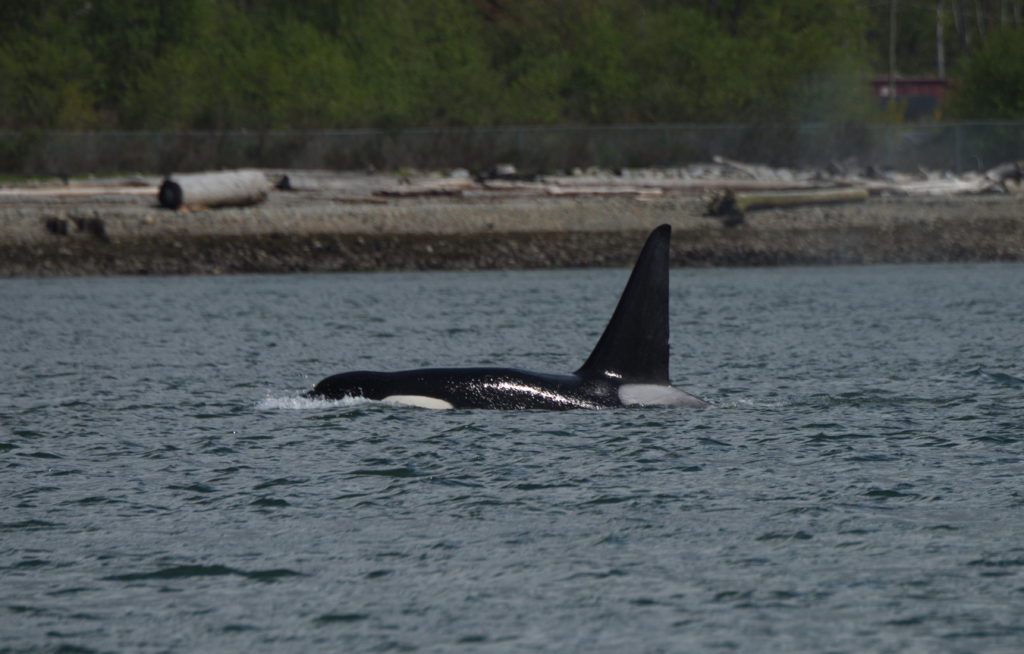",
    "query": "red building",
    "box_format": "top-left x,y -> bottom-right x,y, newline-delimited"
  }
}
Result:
870,76 -> 950,99
870,76 -> 950,120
